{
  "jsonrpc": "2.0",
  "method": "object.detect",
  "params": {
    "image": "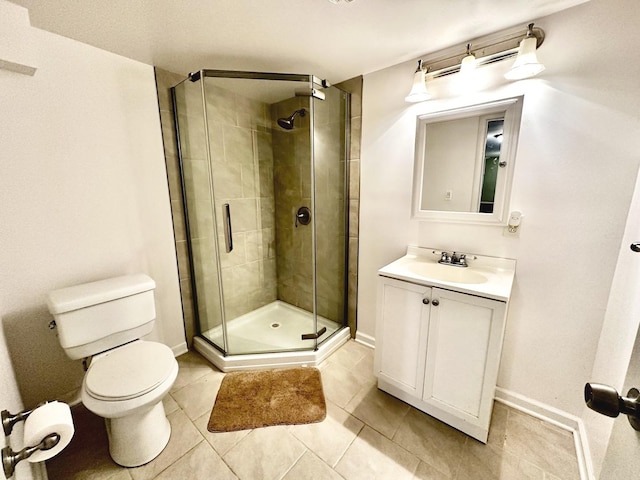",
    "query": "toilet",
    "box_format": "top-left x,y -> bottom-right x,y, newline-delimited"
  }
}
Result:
46,273 -> 179,467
